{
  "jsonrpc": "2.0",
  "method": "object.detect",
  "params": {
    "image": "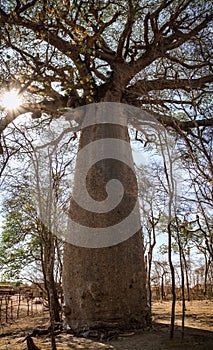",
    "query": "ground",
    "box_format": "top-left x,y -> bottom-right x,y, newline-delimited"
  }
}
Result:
0,300 -> 212,349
